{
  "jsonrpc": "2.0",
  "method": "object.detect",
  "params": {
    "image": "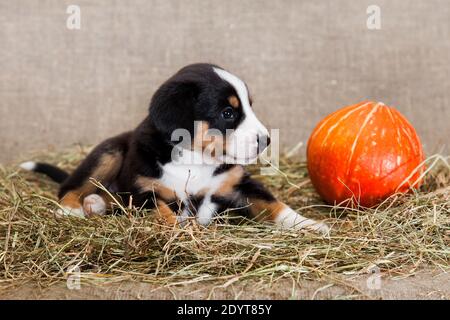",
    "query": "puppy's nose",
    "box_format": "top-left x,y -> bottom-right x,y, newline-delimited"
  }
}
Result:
257,135 -> 271,152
